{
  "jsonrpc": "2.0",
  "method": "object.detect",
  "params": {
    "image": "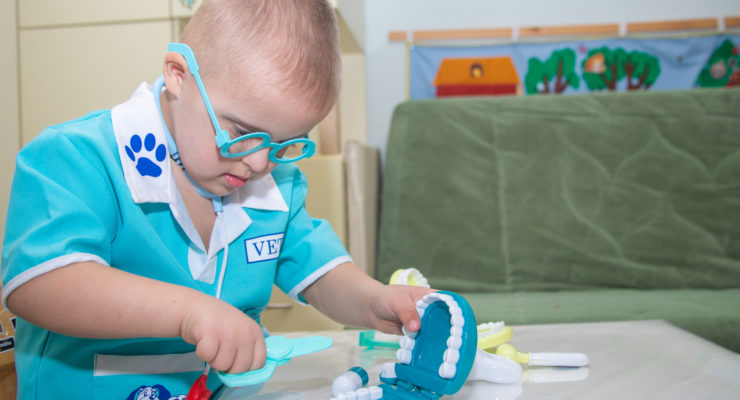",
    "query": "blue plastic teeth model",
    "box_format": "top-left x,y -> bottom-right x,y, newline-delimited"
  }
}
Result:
333,291 -> 522,400
377,291 -> 479,400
